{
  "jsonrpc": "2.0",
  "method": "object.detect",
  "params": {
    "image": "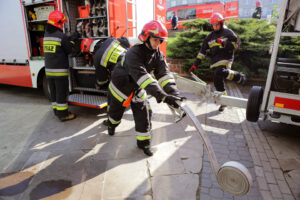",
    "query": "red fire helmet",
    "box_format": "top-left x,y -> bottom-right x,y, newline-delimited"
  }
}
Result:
210,13 -> 224,25
256,1 -> 261,7
81,38 -> 94,53
138,20 -> 168,42
47,11 -> 67,30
